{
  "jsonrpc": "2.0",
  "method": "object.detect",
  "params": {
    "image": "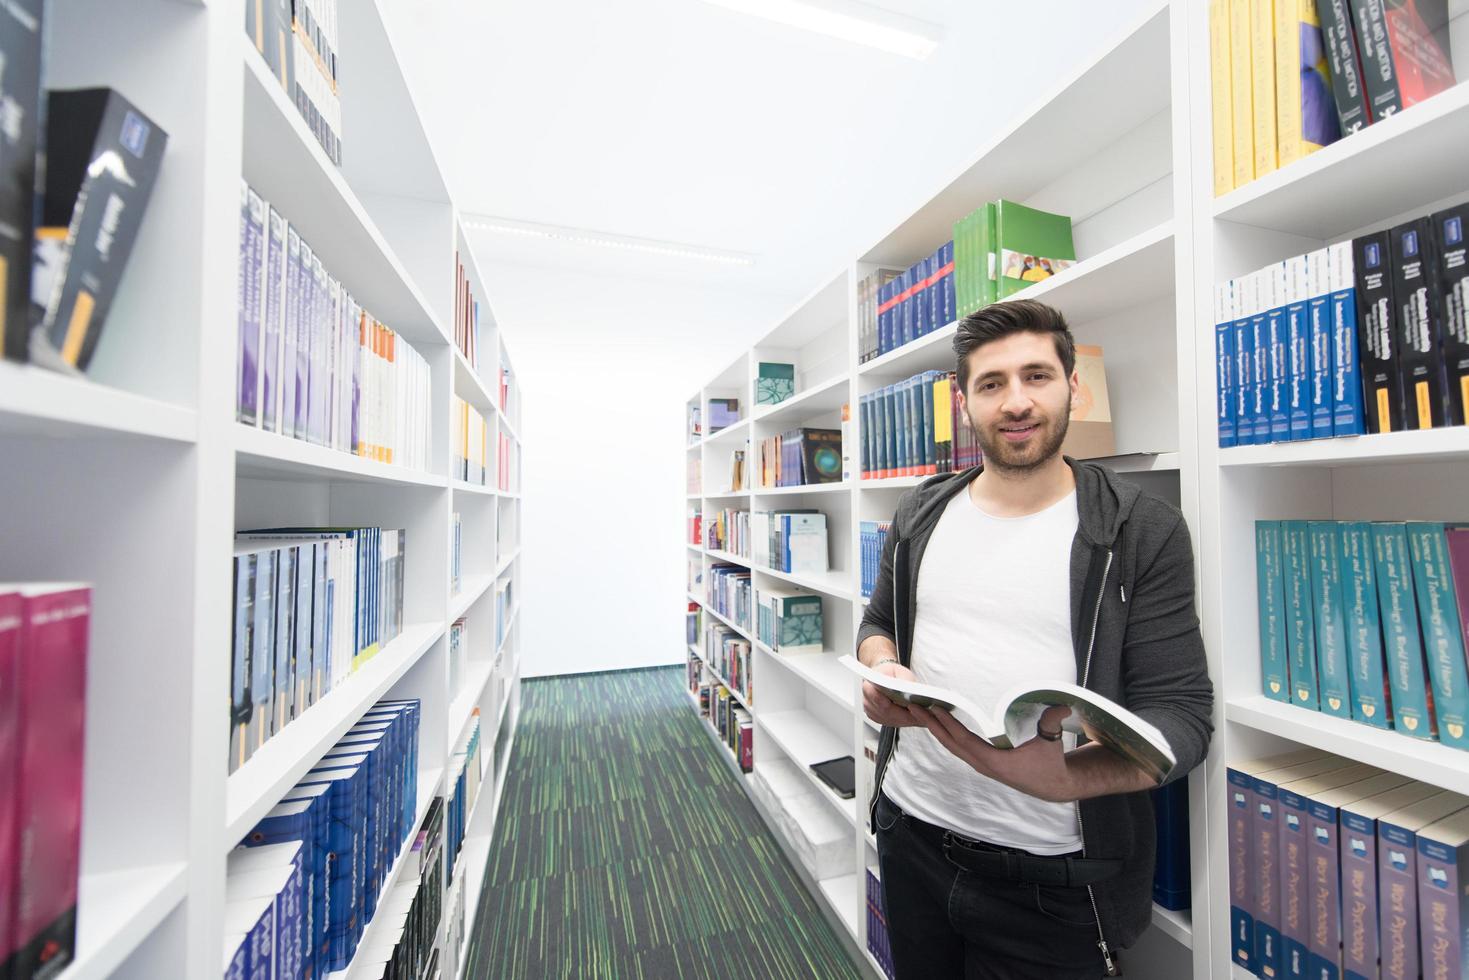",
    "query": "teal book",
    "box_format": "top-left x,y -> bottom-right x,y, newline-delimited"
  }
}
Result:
1309,522 -> 1353,718
1371,523 -> 1437,741
1405,523 -> 1469,751
1339,522 -> 1392,728
995,200 -> 1074,300
756,362 -> 796,406
1282,521 -> 1320,710
1257,521 -> 1291,703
